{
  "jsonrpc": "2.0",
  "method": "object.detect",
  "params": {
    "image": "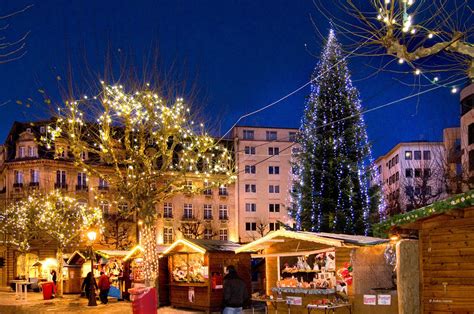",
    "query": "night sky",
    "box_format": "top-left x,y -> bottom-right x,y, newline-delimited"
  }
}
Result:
0,0 -> 463,158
